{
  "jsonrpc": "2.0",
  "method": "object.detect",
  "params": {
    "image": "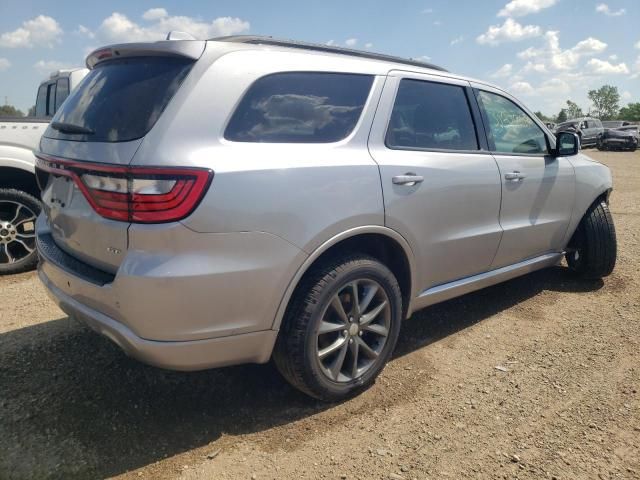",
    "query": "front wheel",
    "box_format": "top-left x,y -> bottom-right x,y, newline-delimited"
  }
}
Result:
566,199 -> 616,279
273,255 -> 402,401
0,189 -> 40,275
